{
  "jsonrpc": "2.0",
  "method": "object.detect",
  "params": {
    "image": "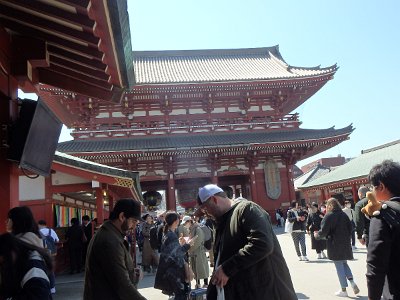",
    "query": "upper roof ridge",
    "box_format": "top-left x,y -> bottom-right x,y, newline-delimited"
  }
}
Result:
361,139 -> 400,154
133,46 -> 281,58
